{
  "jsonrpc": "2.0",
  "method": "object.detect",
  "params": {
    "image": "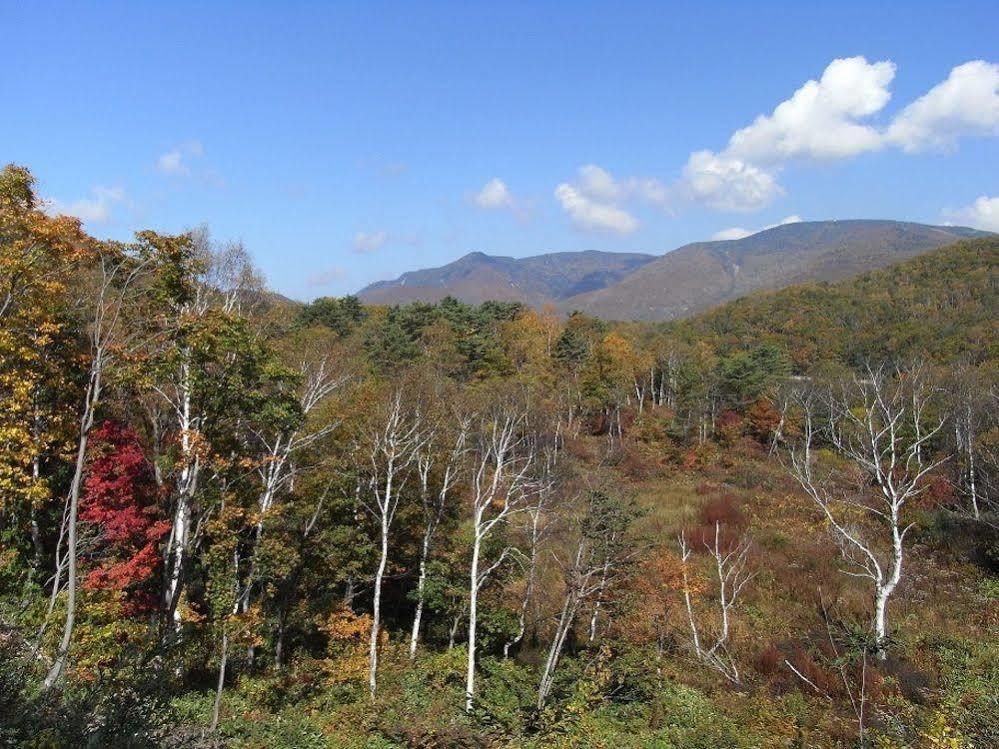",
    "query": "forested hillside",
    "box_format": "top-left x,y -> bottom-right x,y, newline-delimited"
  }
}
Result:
669,237 -> 998,368
1,164 -> 997,749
